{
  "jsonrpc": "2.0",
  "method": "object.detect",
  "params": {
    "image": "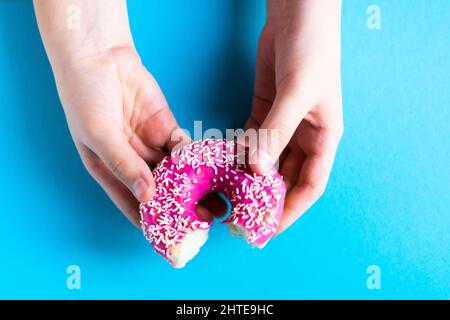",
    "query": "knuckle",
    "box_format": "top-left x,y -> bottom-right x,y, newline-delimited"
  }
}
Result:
79,114 -> 117,145
313,184 -> 327,200
278,70 -> 303,91
109,158 -> 127,180
83,120 -> 105,142
78,120 -> 104,147
84,158 -> 102,174
81,154 -> 107,177
304,180 -> 327,200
